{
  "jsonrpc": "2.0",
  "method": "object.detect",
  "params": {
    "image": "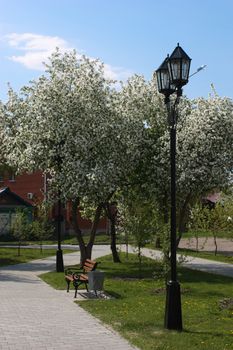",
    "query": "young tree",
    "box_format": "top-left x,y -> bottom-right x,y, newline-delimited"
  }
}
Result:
11,208 -> 31,256
189,194 -> 233,255
189,203 -> 211,252
119,188 -> 155,270
208,199 -> 233,255
31,201 -> 54,253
